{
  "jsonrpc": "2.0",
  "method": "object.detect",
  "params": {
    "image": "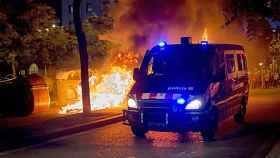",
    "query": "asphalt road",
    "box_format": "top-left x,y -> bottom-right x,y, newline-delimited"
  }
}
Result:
1,89 -> 280,158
